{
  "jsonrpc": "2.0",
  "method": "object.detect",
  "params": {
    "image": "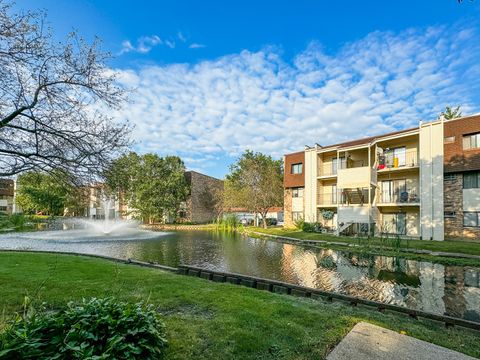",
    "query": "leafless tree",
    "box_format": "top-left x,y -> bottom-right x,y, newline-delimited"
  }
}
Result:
0,1 -> 131,180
